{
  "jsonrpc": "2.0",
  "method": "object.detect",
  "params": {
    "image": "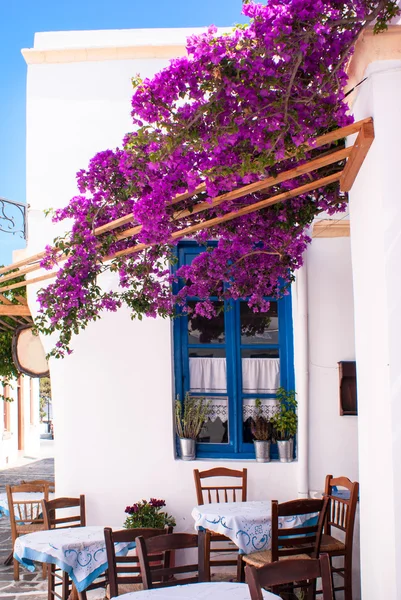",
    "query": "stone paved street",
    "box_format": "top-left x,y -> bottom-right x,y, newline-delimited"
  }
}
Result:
0,457 -> 54,600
